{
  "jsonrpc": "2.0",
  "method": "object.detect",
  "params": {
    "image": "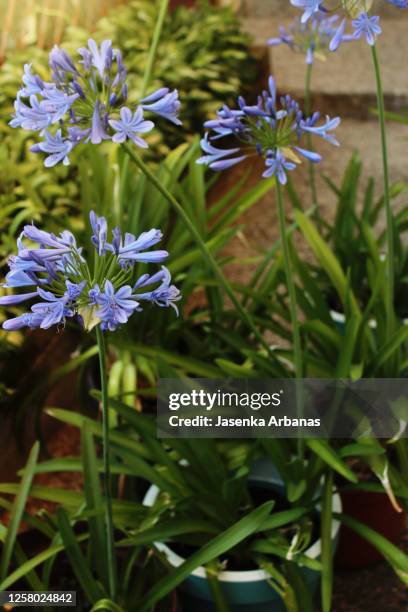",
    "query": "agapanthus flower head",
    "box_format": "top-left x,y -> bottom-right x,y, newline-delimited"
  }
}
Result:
197,75 -> 340,185
291,0 -> 381,50
268,13 -> 352,64
9,39 -> 182,167
0,214 -> 181,332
